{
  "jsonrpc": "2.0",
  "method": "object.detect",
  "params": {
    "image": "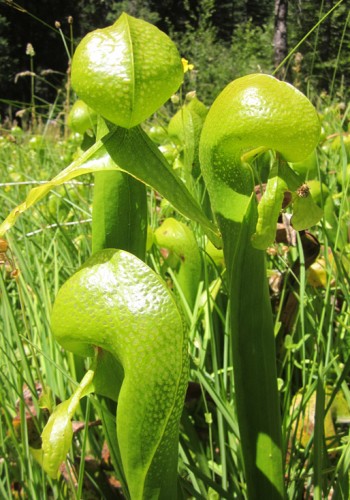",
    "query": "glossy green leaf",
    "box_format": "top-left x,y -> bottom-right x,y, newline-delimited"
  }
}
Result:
223,195 -> 285,499
36,352 -> 123,481
100,123 -> 221,246
51,248 -> 188,499
39,370 -> 95,479
252,158 -> 323,249
278,159 -> 323,230
252,164 -> 288,250
91,350 -> 124,402
200,74 -> 321,166
40,399 -> 74,479
71,13 -> 183,128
